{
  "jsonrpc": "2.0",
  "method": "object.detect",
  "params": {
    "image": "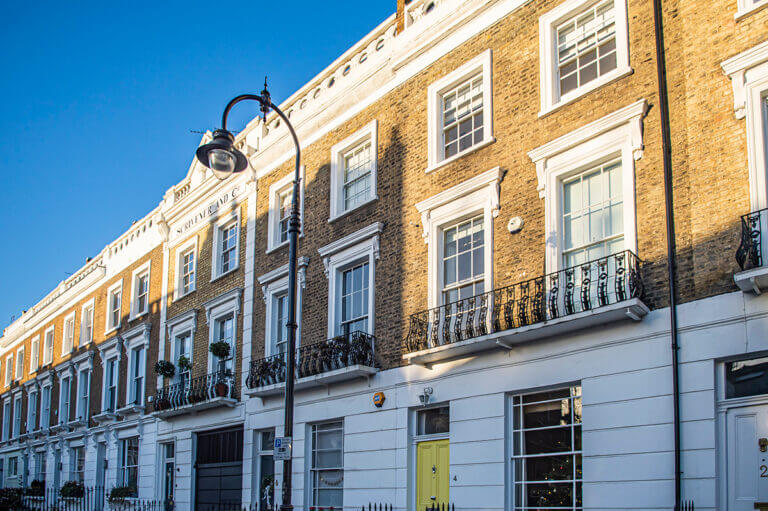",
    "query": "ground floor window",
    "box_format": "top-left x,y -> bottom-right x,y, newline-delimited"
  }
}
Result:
726,356 -> 768,399
71,446 -> 85,483
34,451 -> 46,484
310,420 -> 344,508
257,430 -> 275,511
7,457 -> 18,477
510,386 -> 582,510
120,436 -> 139,495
